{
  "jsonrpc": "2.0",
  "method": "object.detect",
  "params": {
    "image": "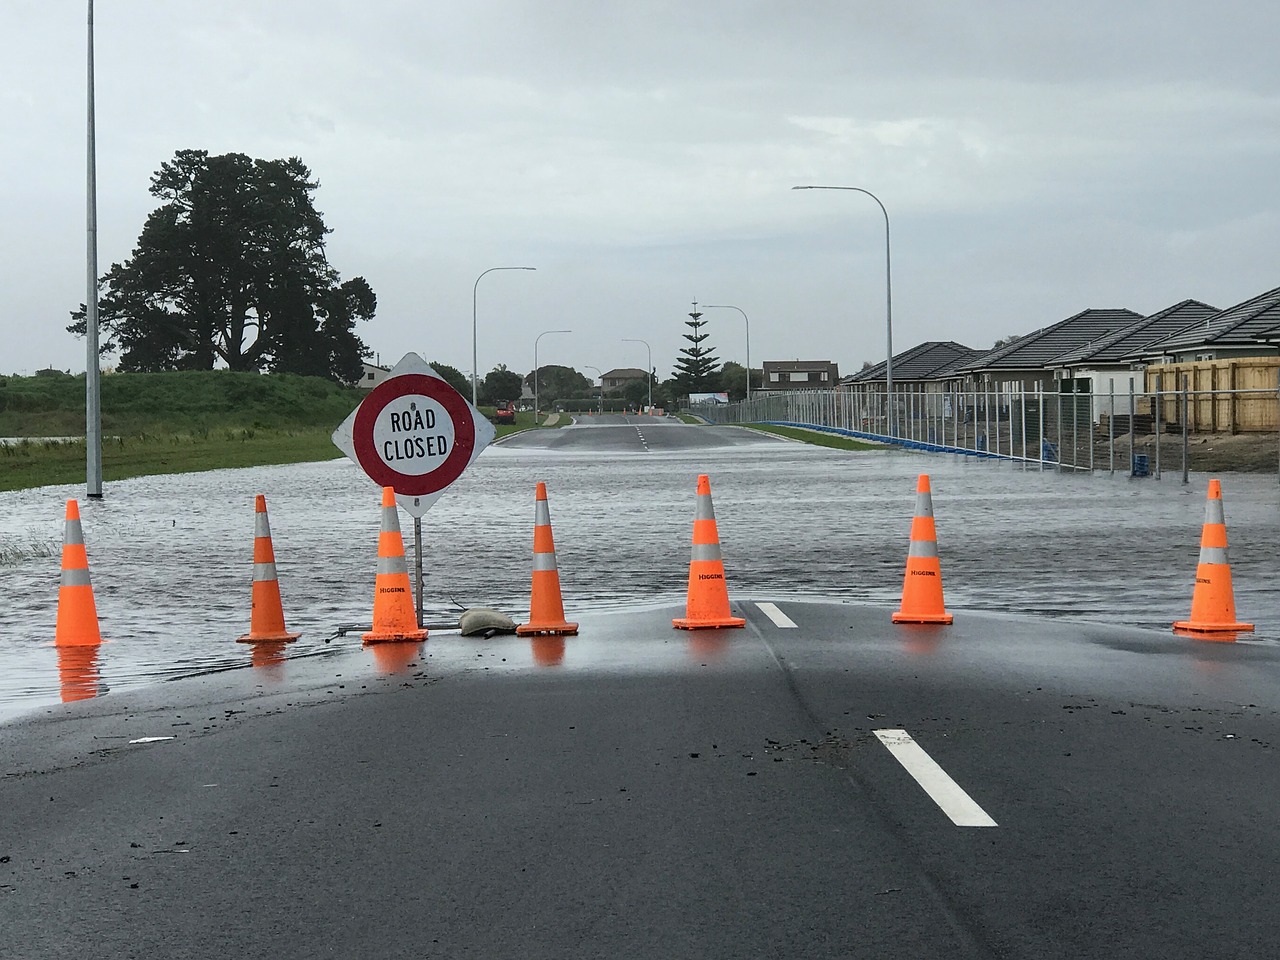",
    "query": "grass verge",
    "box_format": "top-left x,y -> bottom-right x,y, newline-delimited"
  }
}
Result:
0,429 -> 343,492
734,423 -> 881,451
